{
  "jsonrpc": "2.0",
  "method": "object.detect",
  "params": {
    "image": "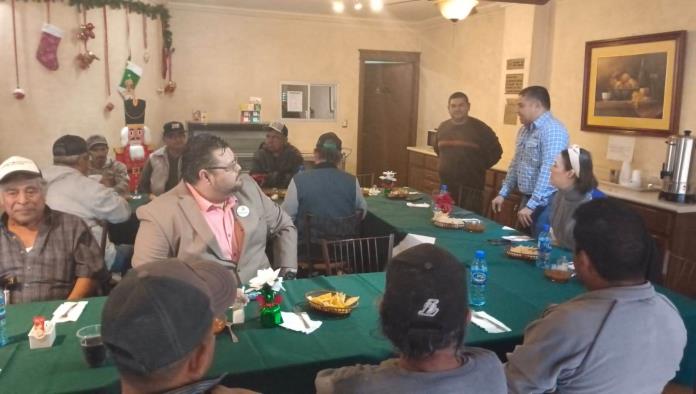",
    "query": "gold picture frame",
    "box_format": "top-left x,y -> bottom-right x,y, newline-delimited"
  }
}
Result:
581,31 -> 686,137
